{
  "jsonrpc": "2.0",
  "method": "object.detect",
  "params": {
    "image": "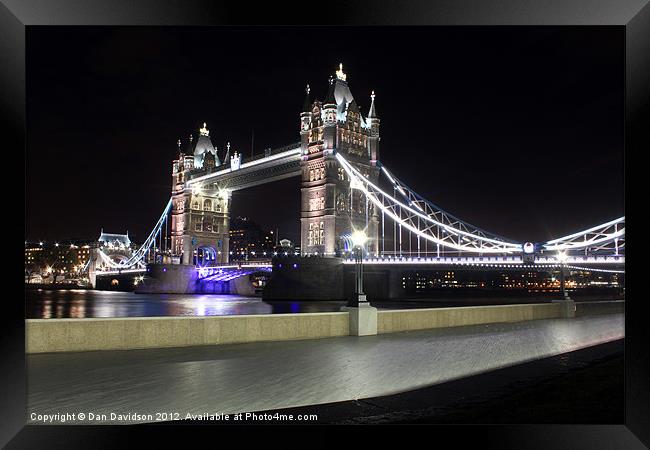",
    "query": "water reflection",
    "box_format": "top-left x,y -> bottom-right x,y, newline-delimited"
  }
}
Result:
42,300 -> 52,319
26,289 -> 620,320
69,299 -> 86,318
55,302 -> 64,318
25,289 -> 345,319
